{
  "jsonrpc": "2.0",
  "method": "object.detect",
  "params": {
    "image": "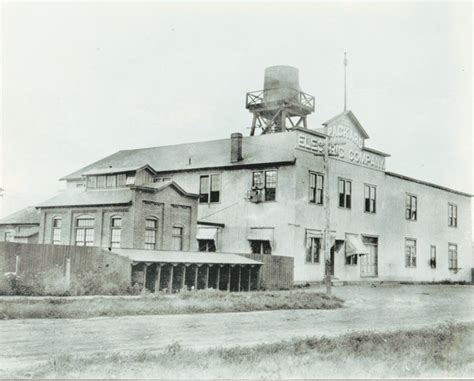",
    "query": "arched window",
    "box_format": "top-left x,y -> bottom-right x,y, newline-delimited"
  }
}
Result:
110,216 -> 122,248
52,217 -> 62,245
144,218 -> 158,250
172,225 -> 184,251
75,216 -> 95,246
